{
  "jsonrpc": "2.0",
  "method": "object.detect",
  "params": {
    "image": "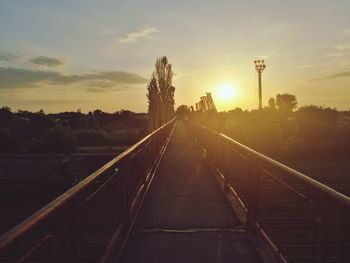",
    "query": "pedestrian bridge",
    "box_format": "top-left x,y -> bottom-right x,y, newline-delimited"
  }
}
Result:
0,119 -> 349,263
